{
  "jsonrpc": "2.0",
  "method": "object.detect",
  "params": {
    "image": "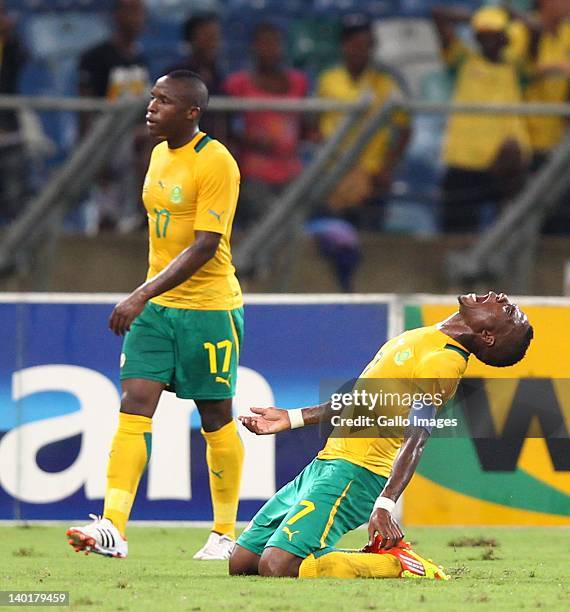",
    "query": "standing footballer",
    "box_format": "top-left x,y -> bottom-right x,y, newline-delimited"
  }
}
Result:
67,70 -> 244,560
